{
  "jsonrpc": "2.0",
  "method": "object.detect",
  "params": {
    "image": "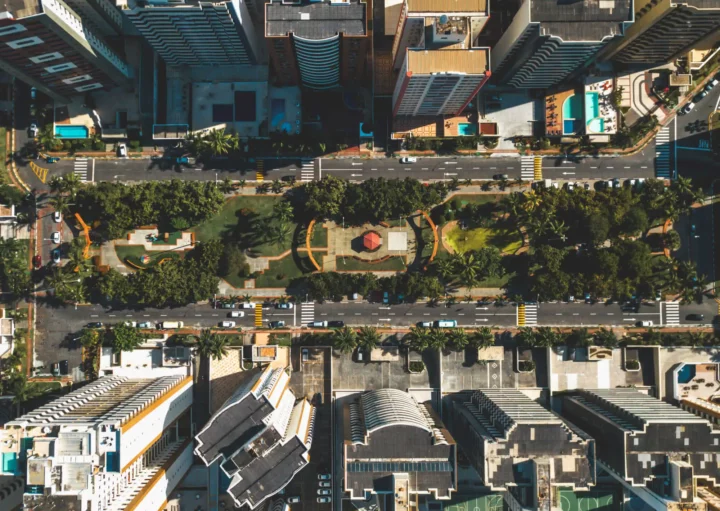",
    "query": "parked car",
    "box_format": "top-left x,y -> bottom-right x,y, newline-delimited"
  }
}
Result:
318,473 -> 331,480
493,174 -> 509,180
309,321 -> 328,327
86,322 -> 103,329
686,314 -> 705,322
696,89 -> 709,102
229,311 -> 245,318
682,102 -> 695,114
706,78 -> 719,92
28,123 -> 38,137
276,302 -> 294,309
317,497 -> 331,504
51,232 -> 61,244
328,321 -> 345,328
221,321 -> 236,328
176,156 -> 189,164
52,362 -> 60,377
53,211 -> 62,223
637,320 -> 654,327
218,301 -> 236,309
418,321 -> 433,328
318,481 -> 331,488
117,143 -> 127,157
51,249 -> 61,264
318,489 -> 331,496
137,321 -> 153,329
435,320 -> 458,328
241,302 -> 256,309
46,156 -> 60,164
287,497 -> 300,504
33,254 -> 41,269
59,360 -> 69,376
400,157 -> 417,164
566,182 -> 575,191
30,87 -> 37,100
269,320 -> 285,328
124,321 -> 137,328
